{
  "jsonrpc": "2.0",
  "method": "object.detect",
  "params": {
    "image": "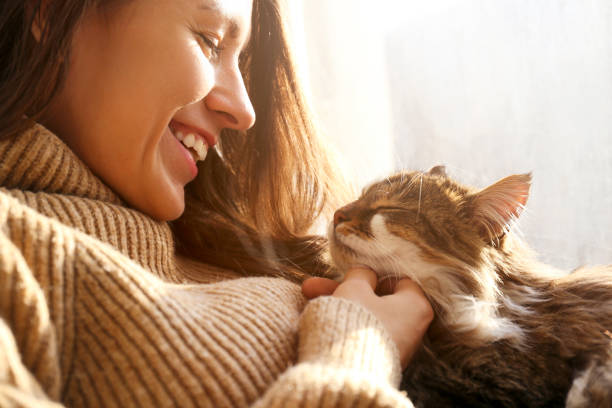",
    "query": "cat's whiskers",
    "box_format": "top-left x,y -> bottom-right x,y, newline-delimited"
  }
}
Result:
385,175 -> 392,187
335,223 -> 528,347
327,169 -> 612,405
368,236 -> 406,281
335,226 -> 406,283
416,172 -> 424,223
